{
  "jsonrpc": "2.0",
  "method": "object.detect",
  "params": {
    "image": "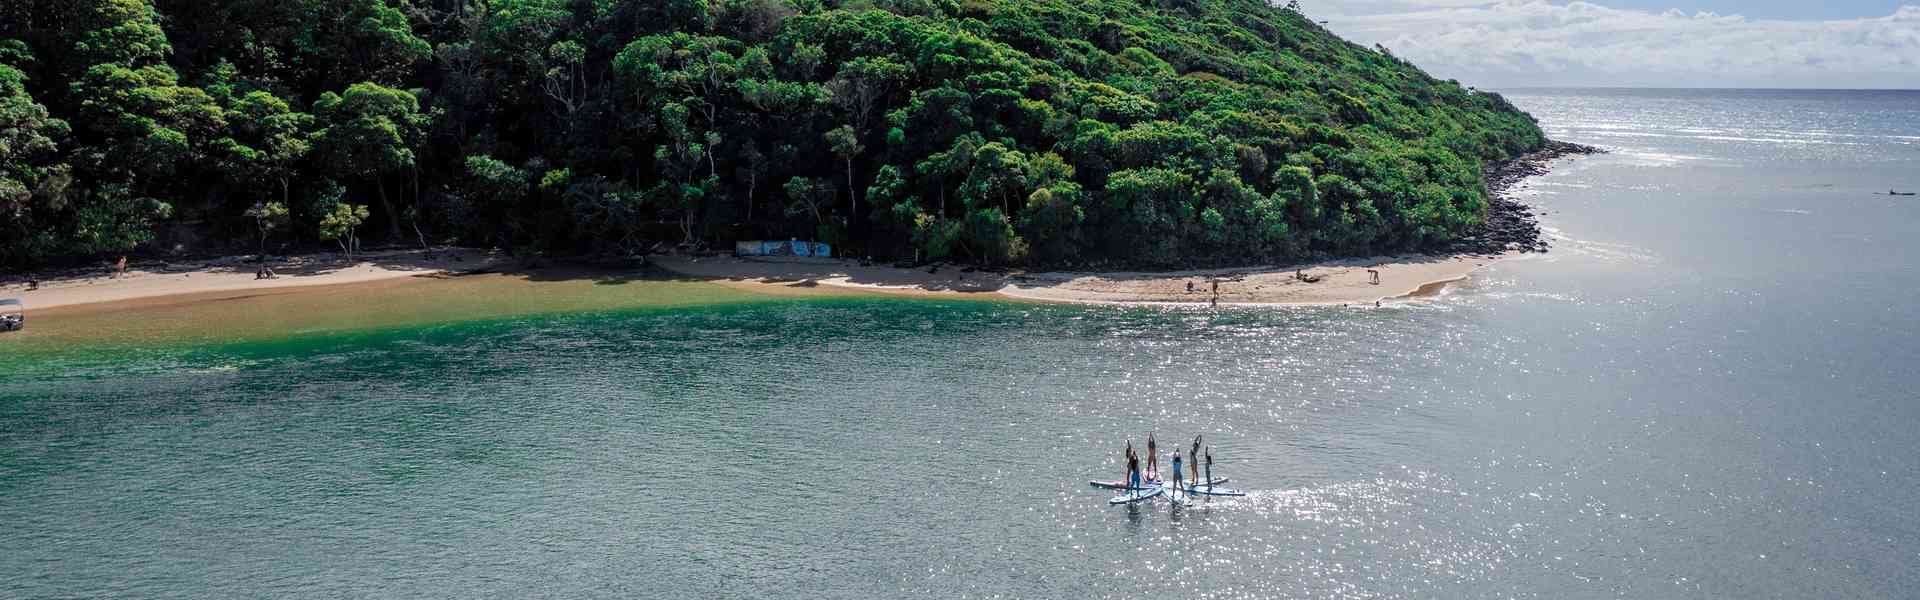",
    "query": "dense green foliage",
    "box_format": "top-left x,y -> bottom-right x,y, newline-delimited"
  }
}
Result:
0,0 -> 1543,268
